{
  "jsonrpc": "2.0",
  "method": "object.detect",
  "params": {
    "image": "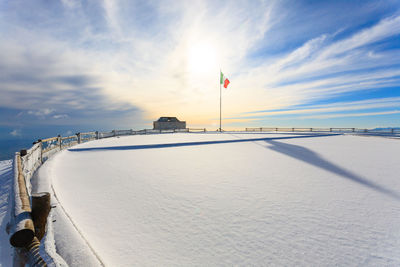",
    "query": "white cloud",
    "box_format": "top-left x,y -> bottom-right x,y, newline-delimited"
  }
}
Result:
53,114 -> 69,119
10,129 -> 21,136
27,109 -> 55,117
